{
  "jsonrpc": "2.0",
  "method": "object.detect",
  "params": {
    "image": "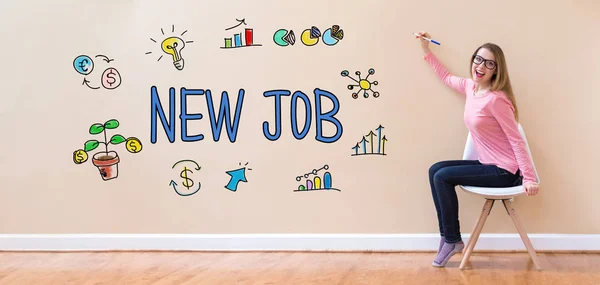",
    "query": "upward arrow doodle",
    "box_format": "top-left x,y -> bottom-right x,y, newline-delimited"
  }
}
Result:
225,18 -> 247,30
352,143 -> 360,156
365,131 -> 376,154
360,137 -> 368,154
375,125 -> 384,154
